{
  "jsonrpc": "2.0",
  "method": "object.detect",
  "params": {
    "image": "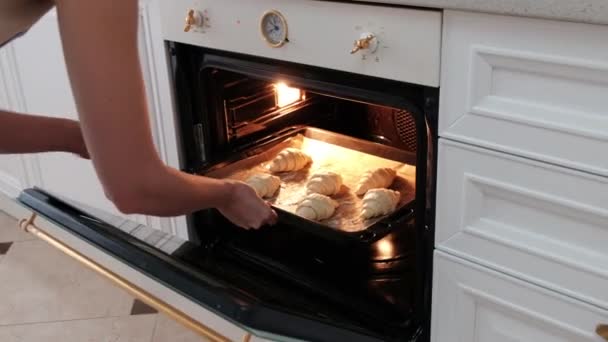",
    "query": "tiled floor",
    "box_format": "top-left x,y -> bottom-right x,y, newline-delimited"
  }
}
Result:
0,211 -> 207,342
